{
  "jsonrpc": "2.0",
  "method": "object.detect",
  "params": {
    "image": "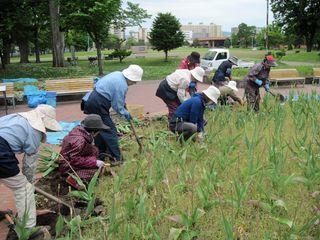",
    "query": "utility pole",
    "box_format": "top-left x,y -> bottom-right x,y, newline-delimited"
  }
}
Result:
266,0 -> 269,53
